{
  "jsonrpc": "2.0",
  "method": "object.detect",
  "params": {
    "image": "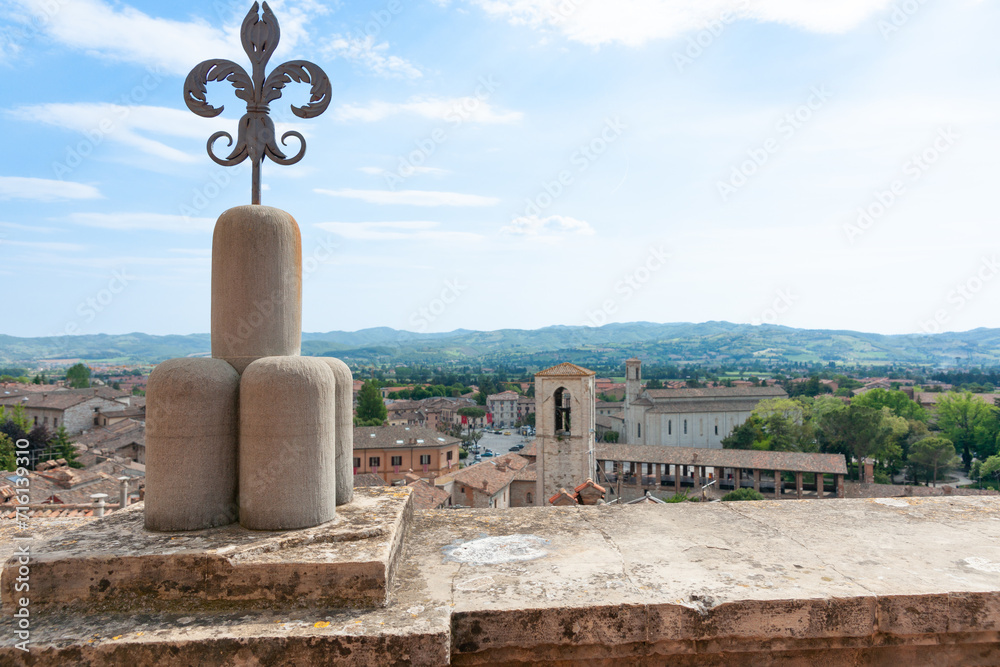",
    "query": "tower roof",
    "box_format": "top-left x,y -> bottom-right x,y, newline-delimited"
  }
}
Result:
535,363 -> 595,378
